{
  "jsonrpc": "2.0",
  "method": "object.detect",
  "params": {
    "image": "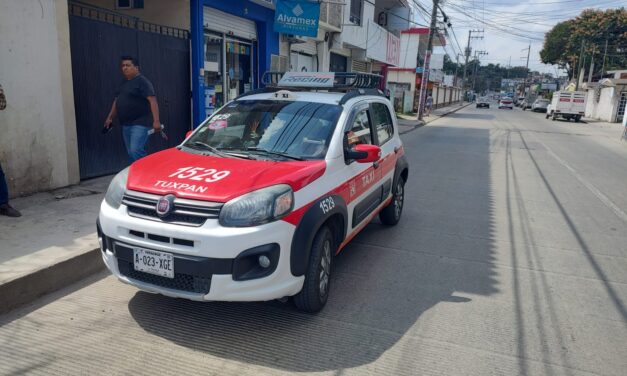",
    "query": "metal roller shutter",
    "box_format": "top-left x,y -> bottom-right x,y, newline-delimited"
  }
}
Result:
351,60 -> 371,73
291,39 -> 317,56
203,7 -> 257,40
